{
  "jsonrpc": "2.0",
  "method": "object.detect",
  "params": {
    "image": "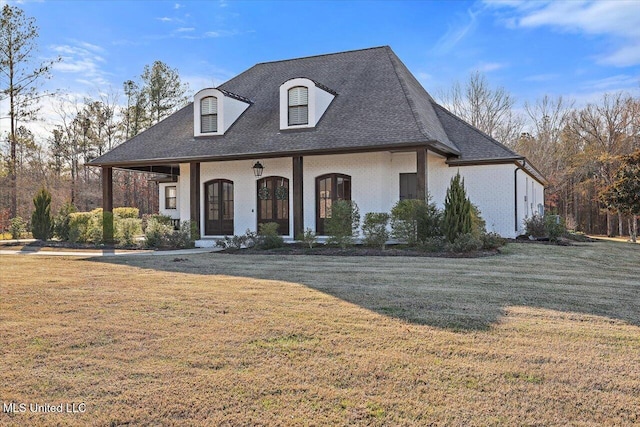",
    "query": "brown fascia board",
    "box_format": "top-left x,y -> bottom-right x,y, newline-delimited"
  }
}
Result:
88,140 -> 455,169
447,157 -> 548,186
